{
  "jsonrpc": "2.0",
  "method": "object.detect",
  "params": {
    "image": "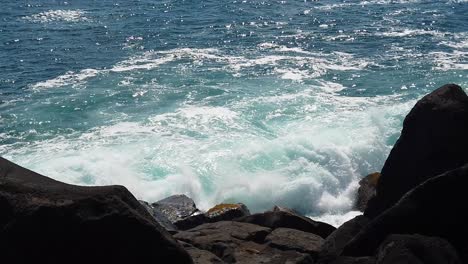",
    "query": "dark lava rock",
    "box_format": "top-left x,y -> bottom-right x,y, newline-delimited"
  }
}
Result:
153,194 -> 201,223
140,200 -> 177,232
265,227 -> 324,255
176,203 -> 251,230
376,234 -> 461,264
174,221 -> 314,263
205,203 -> 251,221
365,84 -> 468,217
317,215 -> 370,263
175,213 -> 209,230
235,208 -> 336,239
329,257 -> 376,264
0,157 -> 192,264
179,241 -> 224,264
342,163 -> 468,260
356,172 -> 380,212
